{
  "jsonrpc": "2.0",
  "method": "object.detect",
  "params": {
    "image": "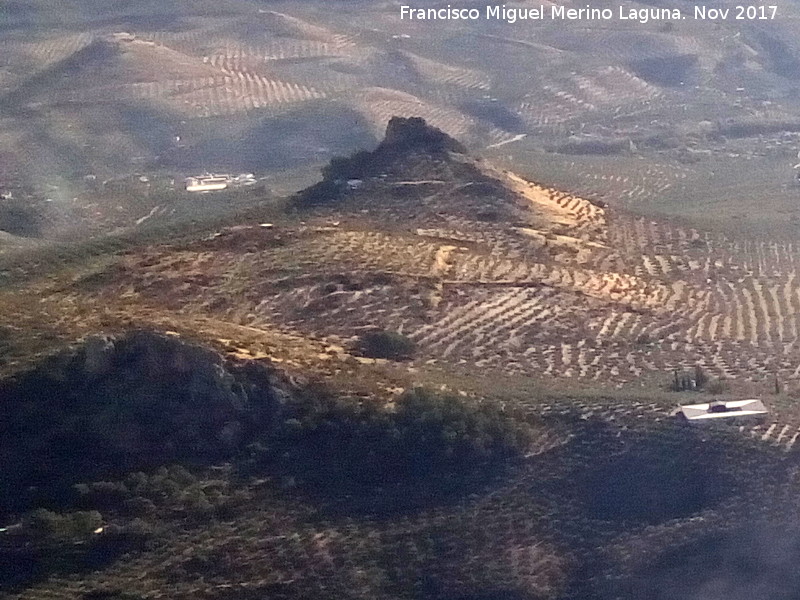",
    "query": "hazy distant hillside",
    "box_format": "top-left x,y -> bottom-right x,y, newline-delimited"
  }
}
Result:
4,0 -> 800,236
